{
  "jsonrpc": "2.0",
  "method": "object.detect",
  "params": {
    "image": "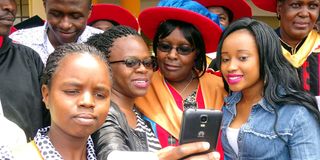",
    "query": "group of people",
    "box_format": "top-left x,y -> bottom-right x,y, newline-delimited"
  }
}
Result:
0,0 -> 320,159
